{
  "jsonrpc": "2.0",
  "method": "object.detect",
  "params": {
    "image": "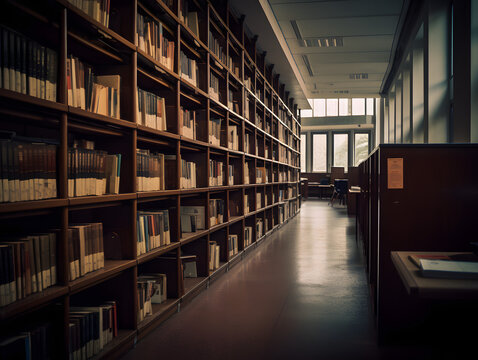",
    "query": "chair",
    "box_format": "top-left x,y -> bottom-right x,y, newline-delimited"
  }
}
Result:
329,179 -> 348,206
